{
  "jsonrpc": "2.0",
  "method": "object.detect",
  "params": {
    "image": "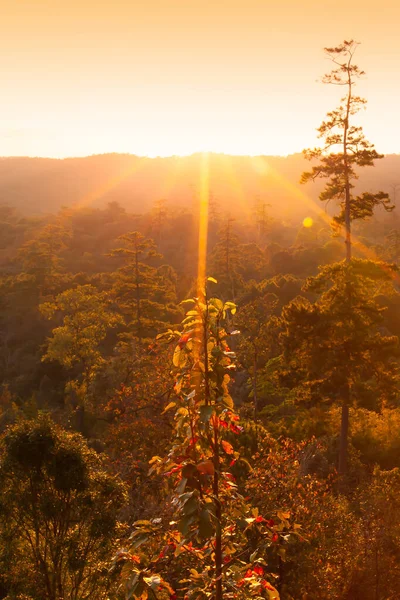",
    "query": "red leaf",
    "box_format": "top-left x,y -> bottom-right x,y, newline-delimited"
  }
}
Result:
261,579 -> 275,591
197,460 -> 215,475
131,554 -> 140,564
244,569 -> 253,579
164,465 -> 183,476
178,331 -> 193,348
255,516 -> 265,523
230,424 -> 243,434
